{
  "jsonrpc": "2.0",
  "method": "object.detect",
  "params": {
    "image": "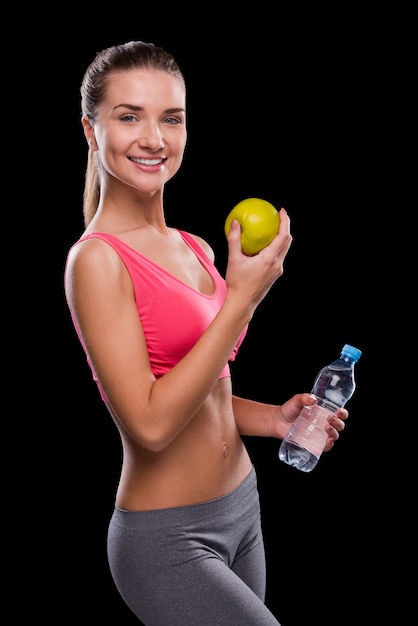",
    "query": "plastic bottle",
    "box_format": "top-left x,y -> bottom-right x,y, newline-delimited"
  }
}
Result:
278,344 -> 362,472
